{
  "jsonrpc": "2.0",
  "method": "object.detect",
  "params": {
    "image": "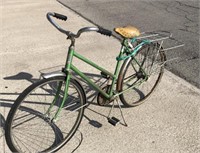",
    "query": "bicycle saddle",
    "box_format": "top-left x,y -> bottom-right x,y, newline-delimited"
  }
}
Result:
114,26 -> 140,38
